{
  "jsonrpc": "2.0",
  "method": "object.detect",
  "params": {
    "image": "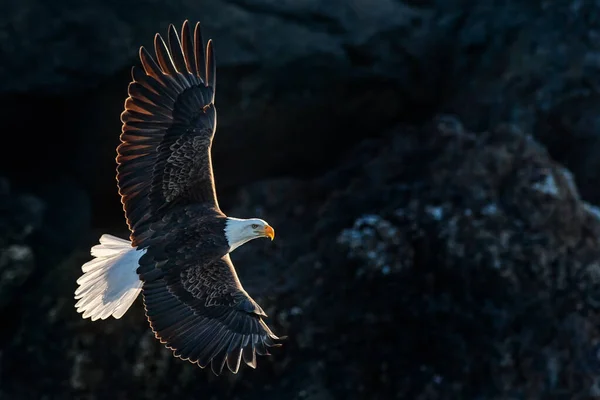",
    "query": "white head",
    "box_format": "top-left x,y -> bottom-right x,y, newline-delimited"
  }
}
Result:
224,217 -> 275,252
